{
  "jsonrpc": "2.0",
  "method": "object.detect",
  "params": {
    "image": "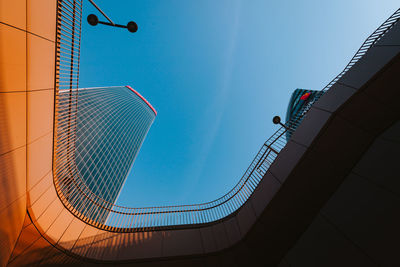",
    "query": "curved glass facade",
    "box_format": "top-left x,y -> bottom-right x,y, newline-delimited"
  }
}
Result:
285,88 -> 320,140
69,86 -> 156,222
